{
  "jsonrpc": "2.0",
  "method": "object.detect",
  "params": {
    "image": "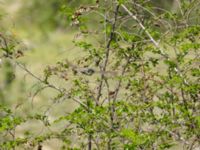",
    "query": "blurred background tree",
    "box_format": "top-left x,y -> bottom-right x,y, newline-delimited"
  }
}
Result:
16,0 -> 97,32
